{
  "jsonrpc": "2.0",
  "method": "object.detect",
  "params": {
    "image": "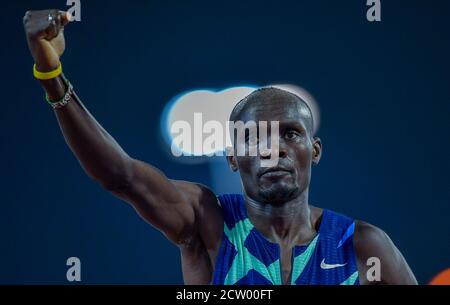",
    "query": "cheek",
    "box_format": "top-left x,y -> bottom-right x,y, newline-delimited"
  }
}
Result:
235,141 -> 258,157
236,156 -> 256,176
293,143 -> 313,169
237,157 -> 260,195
